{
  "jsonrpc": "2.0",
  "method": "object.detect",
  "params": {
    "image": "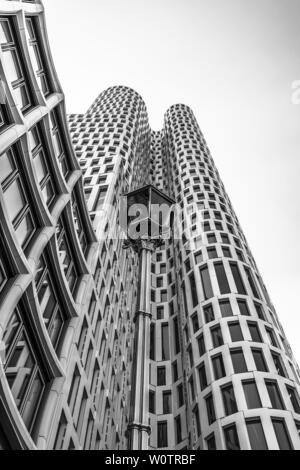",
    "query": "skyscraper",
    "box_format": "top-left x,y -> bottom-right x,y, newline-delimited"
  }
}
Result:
0,0 -> 300,451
